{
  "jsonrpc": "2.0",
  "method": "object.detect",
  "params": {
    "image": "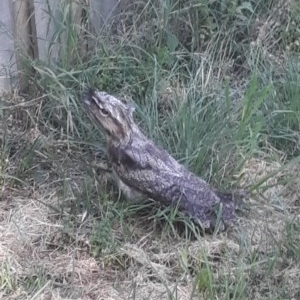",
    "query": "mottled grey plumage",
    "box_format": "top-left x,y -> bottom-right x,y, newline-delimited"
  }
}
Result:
82,89 -> 237,230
